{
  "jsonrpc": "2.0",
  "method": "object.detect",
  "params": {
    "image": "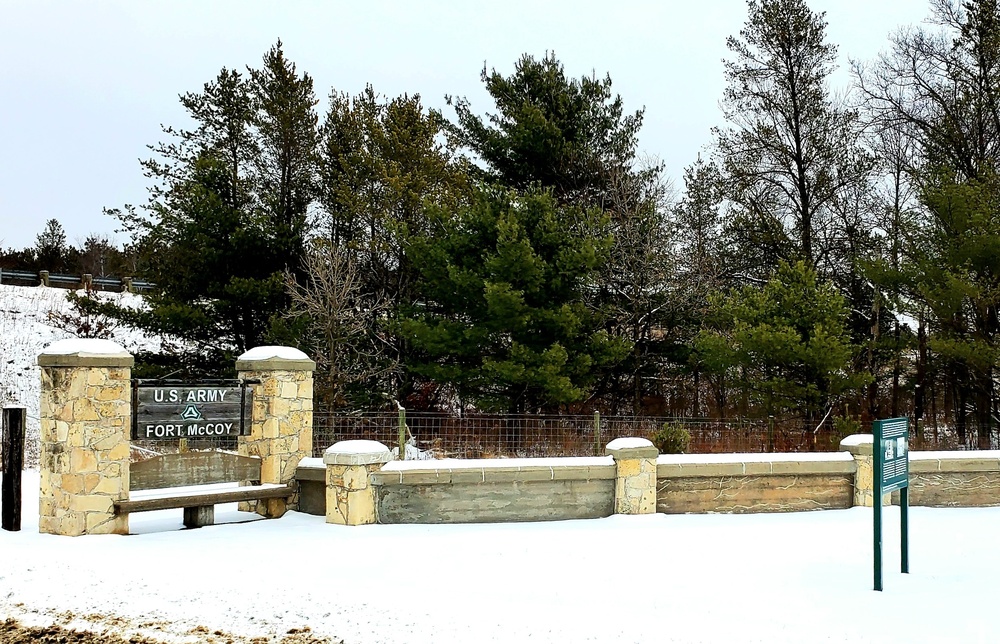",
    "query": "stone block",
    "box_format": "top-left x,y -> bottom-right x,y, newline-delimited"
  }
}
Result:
69,449 -> 98,473
69,494 -> 113,513
280,381 -> 298,399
